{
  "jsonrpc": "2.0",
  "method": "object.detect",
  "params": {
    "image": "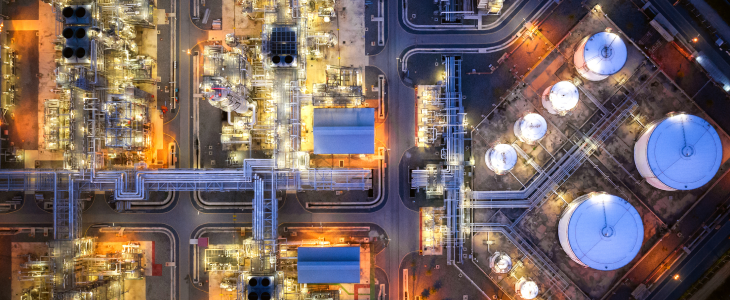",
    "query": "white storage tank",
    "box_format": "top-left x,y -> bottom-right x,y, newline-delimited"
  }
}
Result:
558,192 -> 643,271
489,252 -> 512,274
485,144 -> 517,175
574,31 -> 628,81
514,113 -> 548,145
634,113 -> 722,191
542,81 -> 580,116
515,277 -> 539,299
